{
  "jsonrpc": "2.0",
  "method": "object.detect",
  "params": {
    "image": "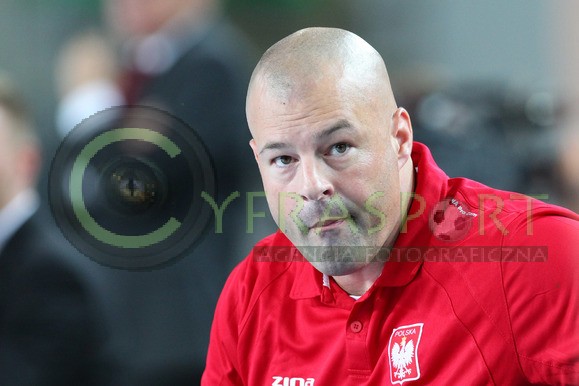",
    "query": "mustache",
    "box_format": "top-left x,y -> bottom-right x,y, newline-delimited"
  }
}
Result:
291,196 -> 356,228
